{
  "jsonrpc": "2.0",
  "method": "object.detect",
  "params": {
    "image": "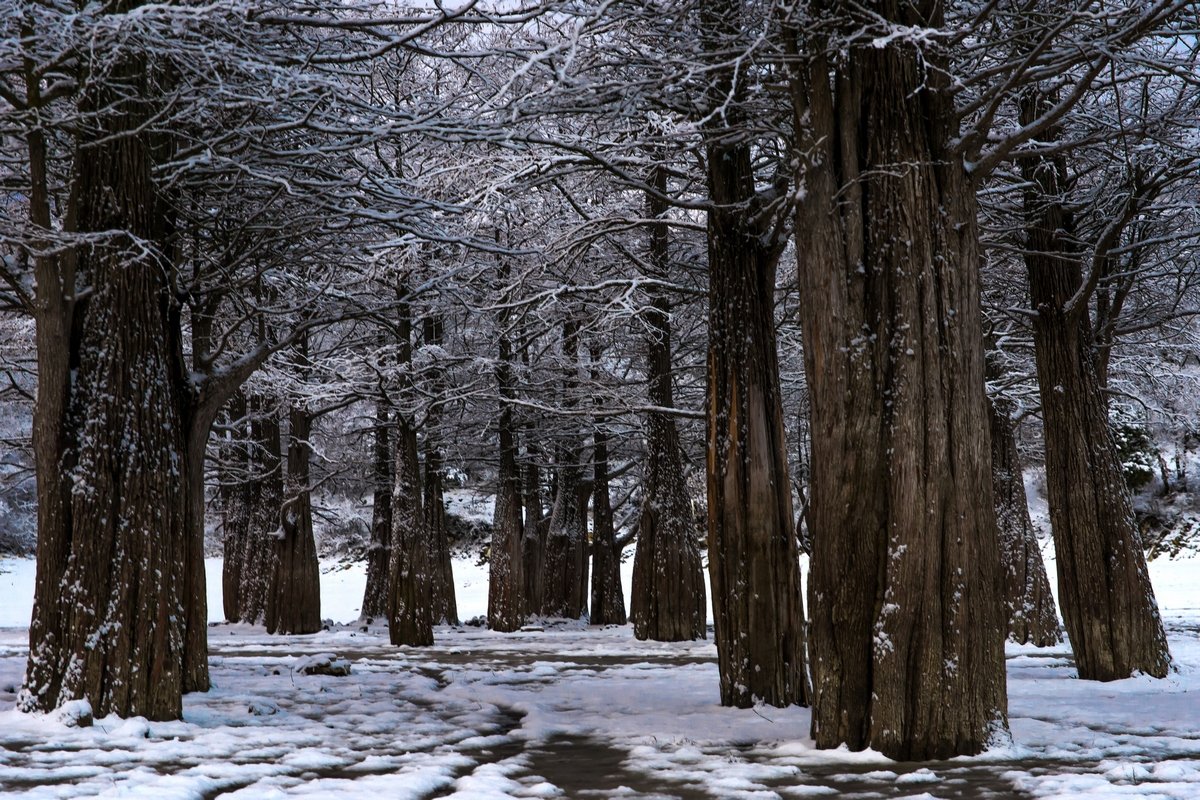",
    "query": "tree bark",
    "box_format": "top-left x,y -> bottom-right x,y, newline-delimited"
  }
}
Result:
266,335 -> 322,635
423,314 -> 458,625
522,444 -> 546,612
238,397 -> 283,624
221,395 -> 251,622
988,394 -> 1061,647
388,295 -> 434,645
22,38 -> 188,719
489,292 -> 526,632
361,398 -> 393,620
630,167 -> 705,641
539,319 -> 588,620
589,389 -> 627,626
789,2 -> 1007,758
1020,90 -> 1169,680
699,0 -> 805,709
